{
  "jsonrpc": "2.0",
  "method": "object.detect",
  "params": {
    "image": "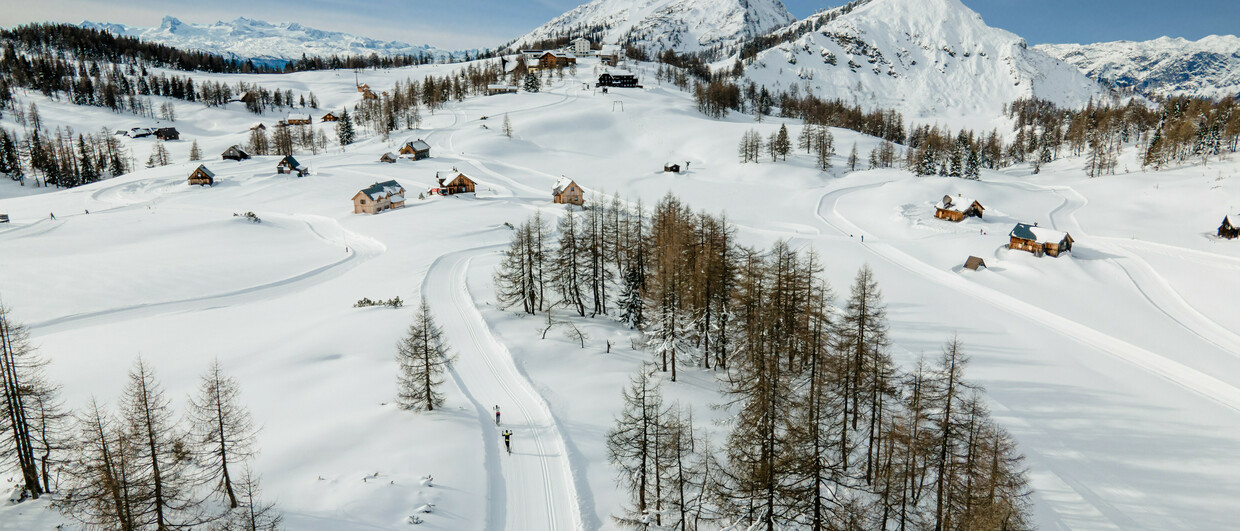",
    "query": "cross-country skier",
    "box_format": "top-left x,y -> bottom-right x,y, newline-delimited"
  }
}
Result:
494,405 -> 501,426
502,430 -> 513,454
